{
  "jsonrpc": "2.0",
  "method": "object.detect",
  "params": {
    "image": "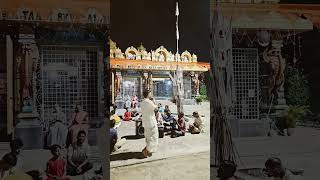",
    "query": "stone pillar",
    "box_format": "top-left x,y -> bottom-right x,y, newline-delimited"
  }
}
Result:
147,72 -> 153,96
17,29 -> 39,113
142,72 -> 148,92
14,26 -> 42,149
273,40 -> 288,109
6,35 -> 14,136
114,72 -> 123,108
111,71 -> 115,104
139,76 -> 143,99
195,73 -> 200,97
